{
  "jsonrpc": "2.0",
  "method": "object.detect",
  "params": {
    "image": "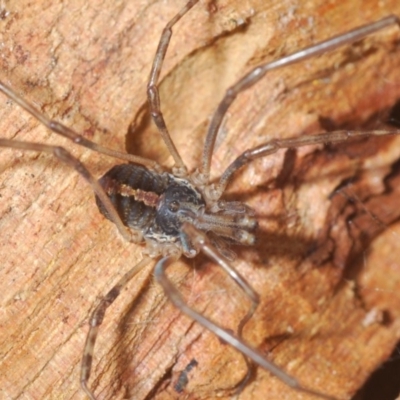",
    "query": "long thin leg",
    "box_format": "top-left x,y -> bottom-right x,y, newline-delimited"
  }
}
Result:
80,256 -> 154,400
147,0 -> 199,175
182,222 -> 259,392
0,81 -> 162,170
0,139 -> 135,242
154,255 -> 339,400
182,223 -> 259,335
211,129 -> 400,199
200,15 -> 400,179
